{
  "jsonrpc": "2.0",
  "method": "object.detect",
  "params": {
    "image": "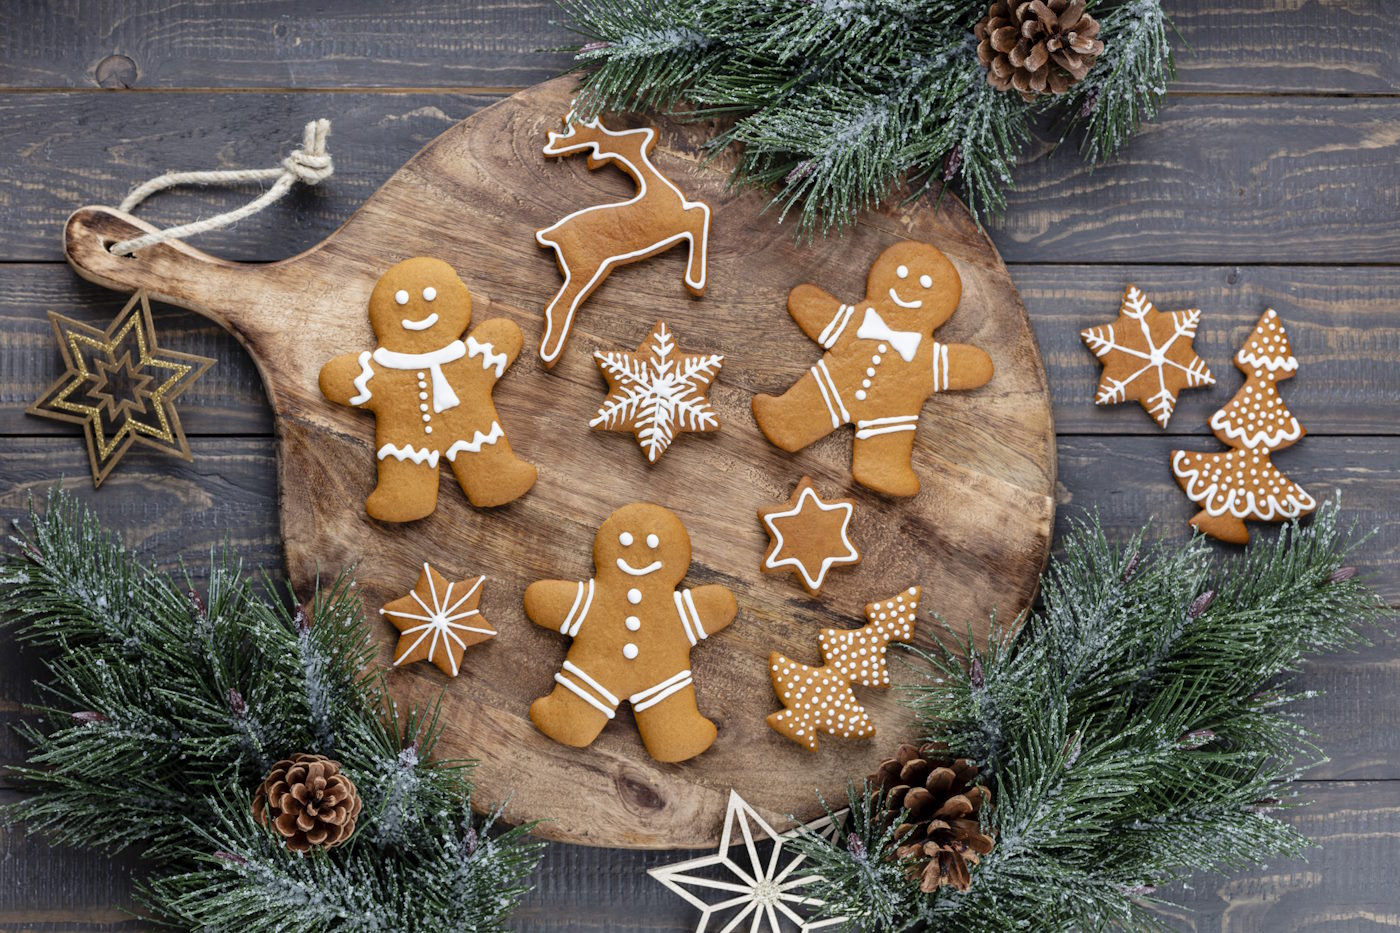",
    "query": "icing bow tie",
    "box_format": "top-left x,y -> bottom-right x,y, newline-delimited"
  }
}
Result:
855,307 -> 922,362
